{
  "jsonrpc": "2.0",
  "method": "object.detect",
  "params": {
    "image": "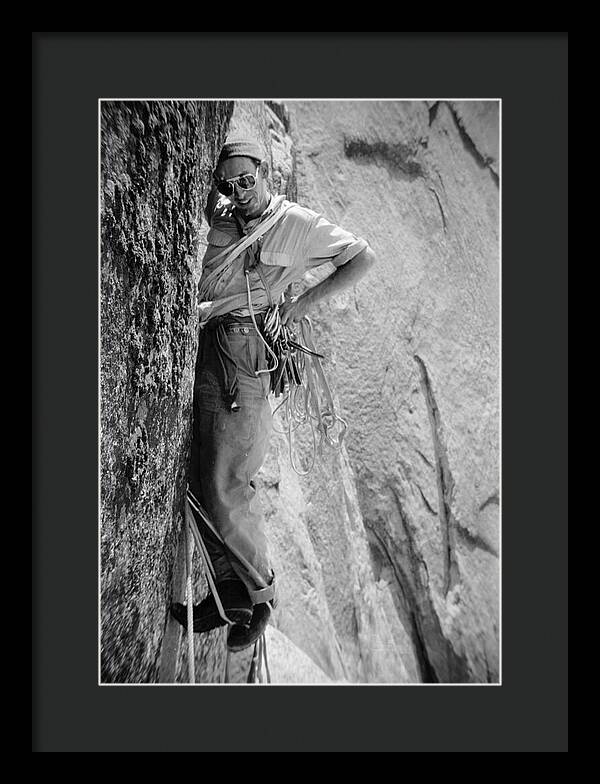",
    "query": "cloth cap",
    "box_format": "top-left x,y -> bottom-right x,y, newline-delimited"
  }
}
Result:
217,137 -> 265,166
